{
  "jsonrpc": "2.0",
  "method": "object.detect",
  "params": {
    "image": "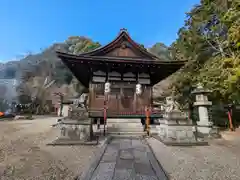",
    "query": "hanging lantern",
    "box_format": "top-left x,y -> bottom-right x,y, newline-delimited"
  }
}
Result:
104,82 -> 111,93
136,83 -> 142,95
